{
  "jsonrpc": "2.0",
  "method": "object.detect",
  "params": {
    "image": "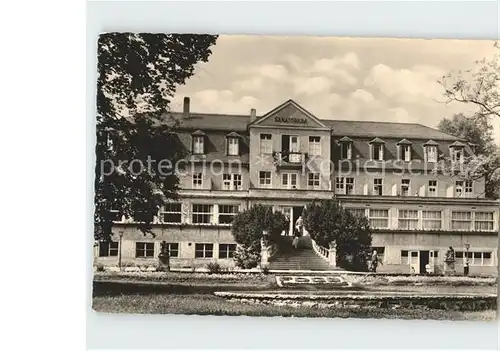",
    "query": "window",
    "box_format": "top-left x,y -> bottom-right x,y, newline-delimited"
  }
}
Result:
400,145 -> 411,162
475,212 -> 494,231
259,171 -> 271,187
340,142 -> 352,159
401,179 -> 410,196
348,208 -> 366,218
218,205 -> 239,225
425,146 -> 438,162
369,209 -> 389,229
456,251 -> 493,266
346,177 -> 354,195
219,244 -> 237,259
136,242 -> 154,258
160,203 -> 182,223
422,210 -> 442,230
308,136 -> 321,156
464,181 -> 473,197
192,173 -> 203,188
192,204 -> 213,224
308,173 -> 320,189
260,134 -> 272,154
372,144 -> 384,161
451,147 -> 464,162
401,250 -> 409,265
166,243 -> 179,258
373,178 -> 383,196
195,243 -> 213,258
281,173 -> 298,189
335,177 -> 345,194
227,137 -> 239,156
222,174 -> 242,191
428,180 -> 437,197
398,210 -> 418,230
193,136 -> 204,154
99,241 -> 118,257
451,211 -> 472,230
